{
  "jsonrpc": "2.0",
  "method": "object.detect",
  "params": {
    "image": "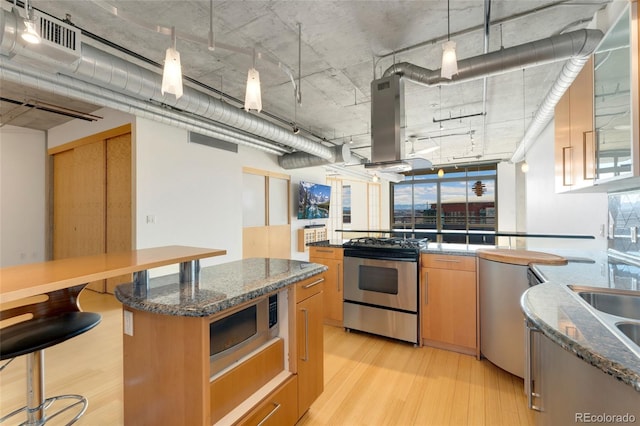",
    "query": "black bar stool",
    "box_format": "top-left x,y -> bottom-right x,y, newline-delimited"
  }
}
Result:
0,284 -> 101,425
